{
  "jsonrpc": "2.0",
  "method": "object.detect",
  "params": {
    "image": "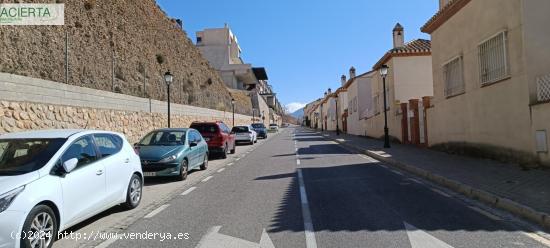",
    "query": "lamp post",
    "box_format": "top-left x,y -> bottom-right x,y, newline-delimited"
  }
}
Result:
231,98 -> 235,127
262,110 -> 266,125
335,95 -> 340,135
164,70 -> 173,128
379,65 -> 390,148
